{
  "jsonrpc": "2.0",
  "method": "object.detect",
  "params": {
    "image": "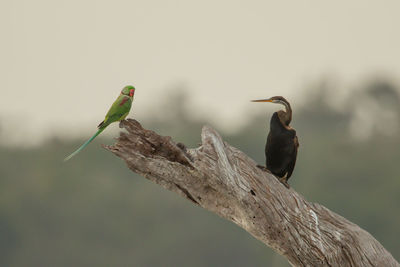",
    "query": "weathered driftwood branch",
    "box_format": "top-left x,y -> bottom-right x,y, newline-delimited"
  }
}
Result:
105,119 -> 399,267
